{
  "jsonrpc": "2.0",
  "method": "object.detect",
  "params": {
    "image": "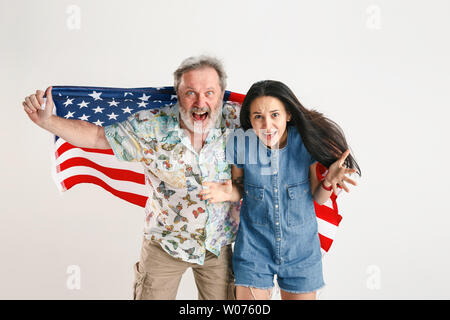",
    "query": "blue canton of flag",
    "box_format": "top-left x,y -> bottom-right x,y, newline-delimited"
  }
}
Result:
51,86 -> 180,128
